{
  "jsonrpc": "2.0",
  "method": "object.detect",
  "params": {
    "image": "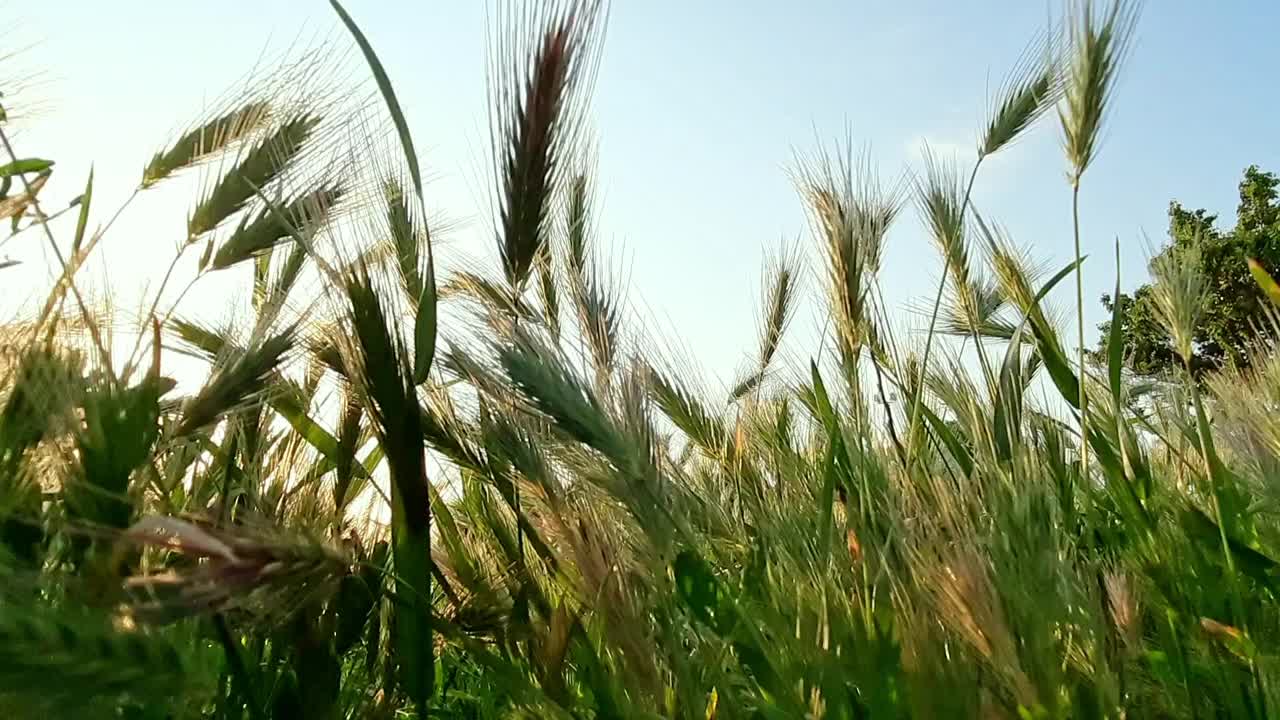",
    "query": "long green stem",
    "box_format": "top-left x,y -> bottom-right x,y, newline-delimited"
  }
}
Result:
904,156 -> 984,472
1072,182 -> 1088,478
